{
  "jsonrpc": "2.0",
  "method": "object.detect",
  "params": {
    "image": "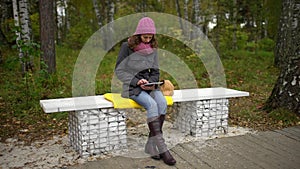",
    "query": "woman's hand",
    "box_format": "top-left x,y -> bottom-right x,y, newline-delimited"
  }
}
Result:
137,79 -> 155,90
141,84 -> 155,90
137,79 -> 148,85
